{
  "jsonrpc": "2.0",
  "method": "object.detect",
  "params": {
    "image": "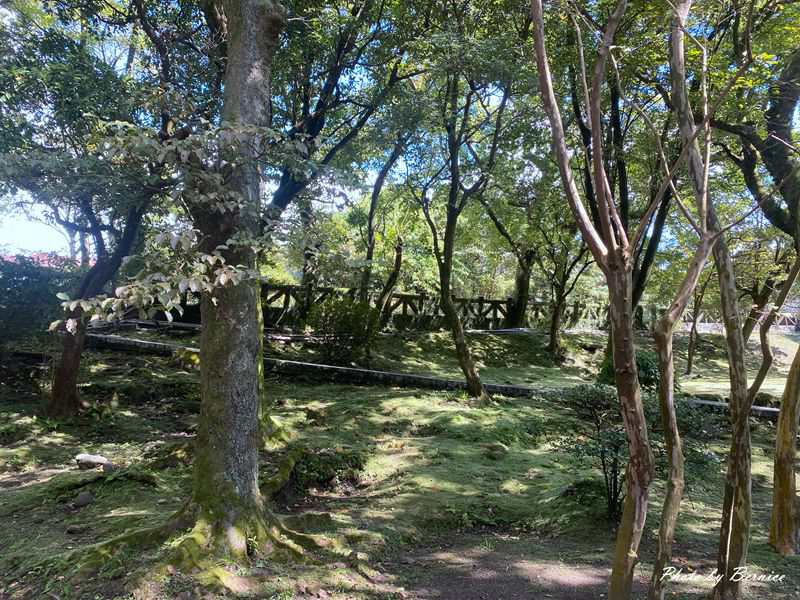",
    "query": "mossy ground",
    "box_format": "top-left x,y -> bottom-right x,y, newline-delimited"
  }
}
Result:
0,329 -> 798,598
118,325 -> 796,398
